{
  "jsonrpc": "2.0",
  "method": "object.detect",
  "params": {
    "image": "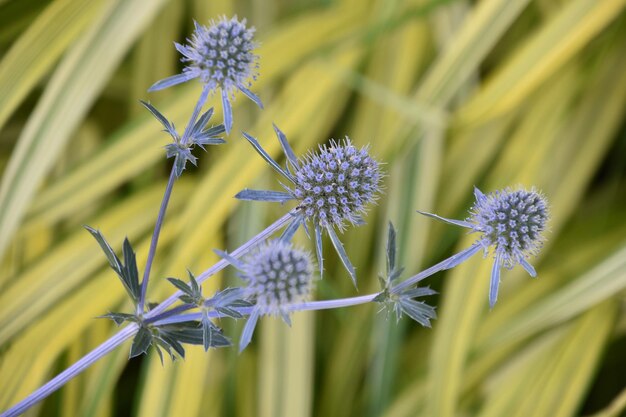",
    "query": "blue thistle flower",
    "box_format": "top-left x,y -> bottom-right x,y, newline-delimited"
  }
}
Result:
235,125 -> 383,286
149,16 -> 262,133
412,187 -> 549,308
216,240 -> 314,351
